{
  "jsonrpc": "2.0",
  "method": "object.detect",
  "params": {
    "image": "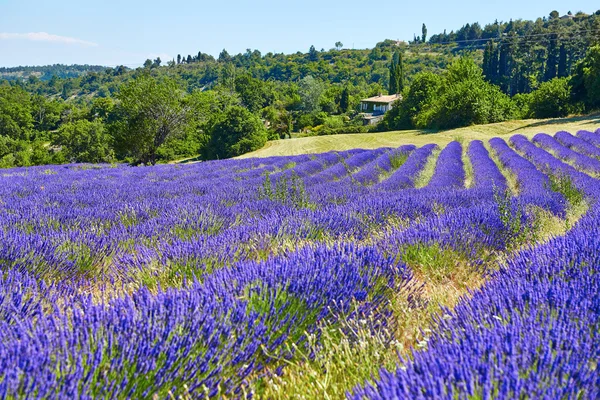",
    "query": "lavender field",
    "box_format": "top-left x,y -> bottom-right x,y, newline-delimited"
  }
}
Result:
1,129 -> 600,399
